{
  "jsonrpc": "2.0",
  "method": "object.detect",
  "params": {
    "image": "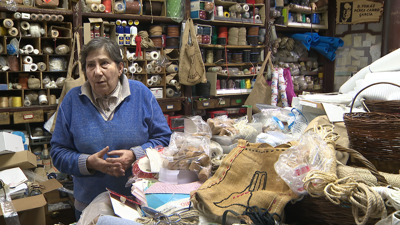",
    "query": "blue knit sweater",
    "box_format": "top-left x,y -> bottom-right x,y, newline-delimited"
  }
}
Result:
50,78 -> 171,205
